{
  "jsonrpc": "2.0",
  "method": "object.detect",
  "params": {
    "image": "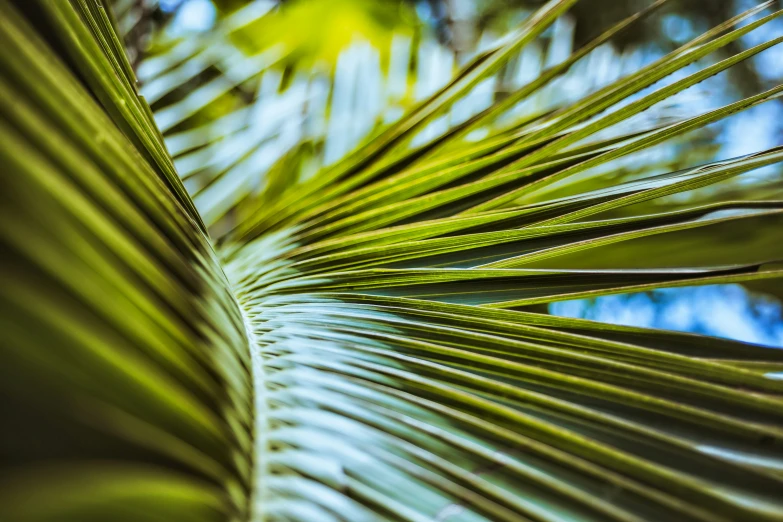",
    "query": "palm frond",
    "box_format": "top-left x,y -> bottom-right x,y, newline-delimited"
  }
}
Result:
2,0 -> 783,521
0,1 -> 251,519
